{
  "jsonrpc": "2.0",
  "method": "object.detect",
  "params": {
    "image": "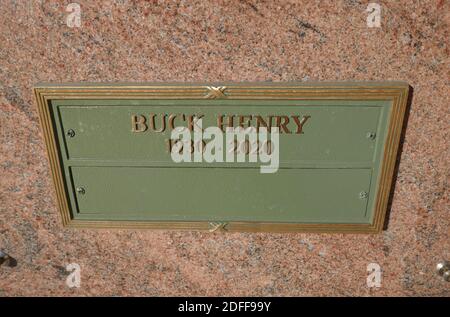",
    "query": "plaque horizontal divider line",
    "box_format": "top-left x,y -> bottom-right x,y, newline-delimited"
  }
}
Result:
62,162 -> 376,168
